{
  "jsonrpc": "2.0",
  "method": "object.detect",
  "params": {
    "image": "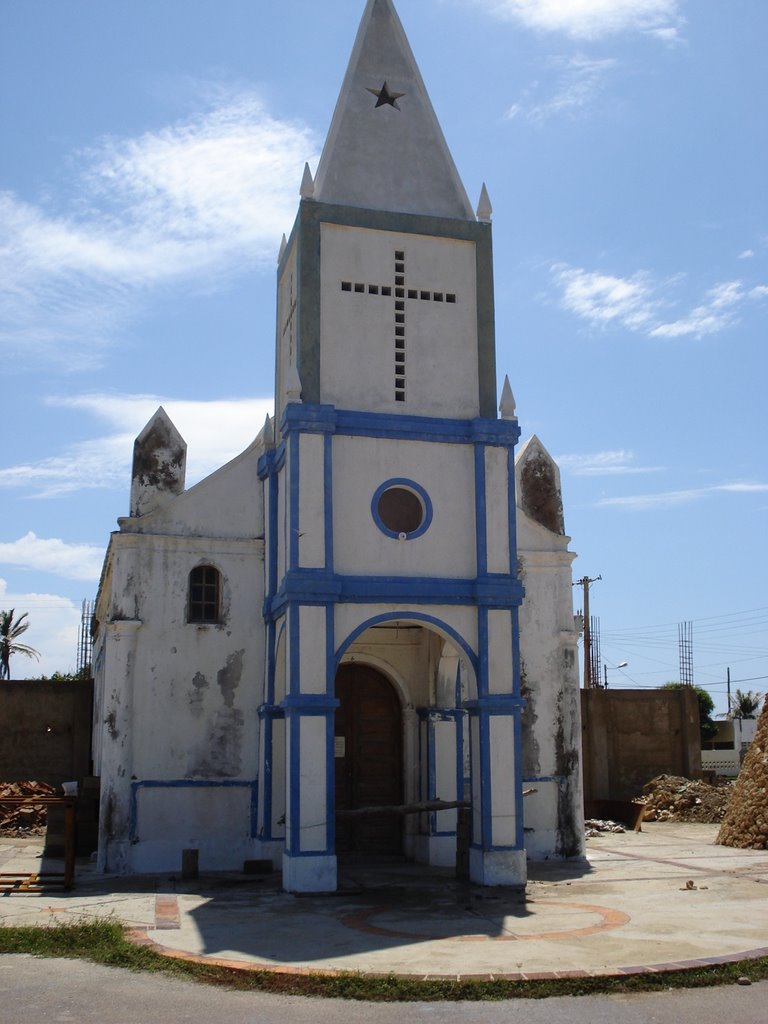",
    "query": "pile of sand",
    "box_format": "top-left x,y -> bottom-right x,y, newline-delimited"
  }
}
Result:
717,703 -> 768,850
